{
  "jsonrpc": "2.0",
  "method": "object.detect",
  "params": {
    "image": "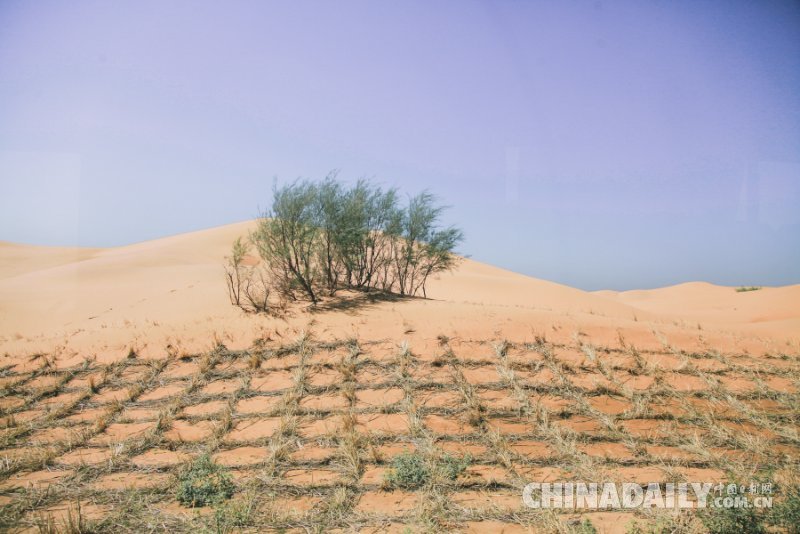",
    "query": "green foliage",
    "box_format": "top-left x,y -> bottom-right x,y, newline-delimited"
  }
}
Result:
625,515 -> 694,534
207,495 -> 256,534
334,178 -> 403,292
246,174 -> 463,304
225,237 -> 246,307
736,286 -> 762,292
698,502 -> 765,534
177,455 -> 235,507
392,191 -> 464,297
384,451 -> 471,489
230,236 -> 248,265
770,485 -> 800,534
439,452 -> 471,481
575,518 -> 598,534
252,180 -> 322,303
385,451 -> 430,489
